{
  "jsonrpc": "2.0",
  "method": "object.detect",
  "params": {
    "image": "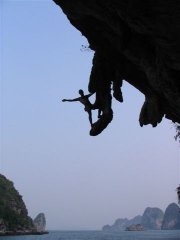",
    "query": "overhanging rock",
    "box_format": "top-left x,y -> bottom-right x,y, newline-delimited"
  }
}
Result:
53,0 -> 180,135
